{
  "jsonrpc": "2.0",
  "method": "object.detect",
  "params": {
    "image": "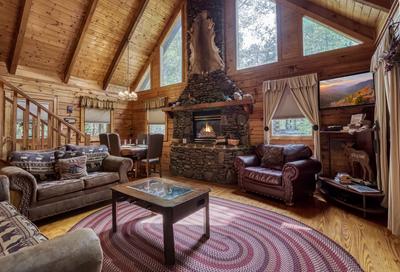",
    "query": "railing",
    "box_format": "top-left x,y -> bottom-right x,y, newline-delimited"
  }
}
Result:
0,77 -> 90,160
